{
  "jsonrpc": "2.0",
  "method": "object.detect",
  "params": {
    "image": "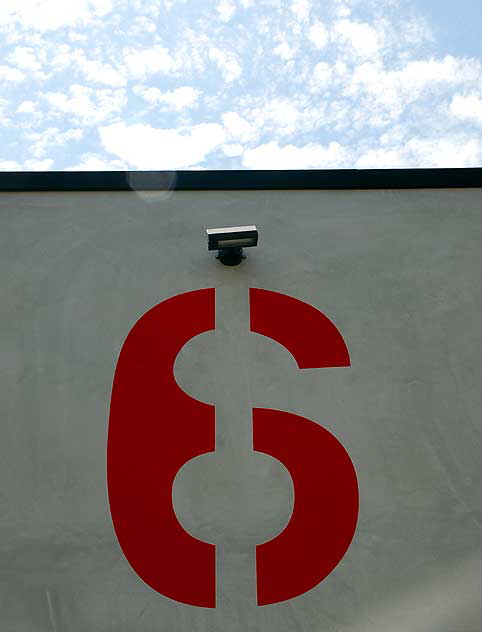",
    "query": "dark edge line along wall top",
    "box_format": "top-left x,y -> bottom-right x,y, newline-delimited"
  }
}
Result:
1,168 -> 482,191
